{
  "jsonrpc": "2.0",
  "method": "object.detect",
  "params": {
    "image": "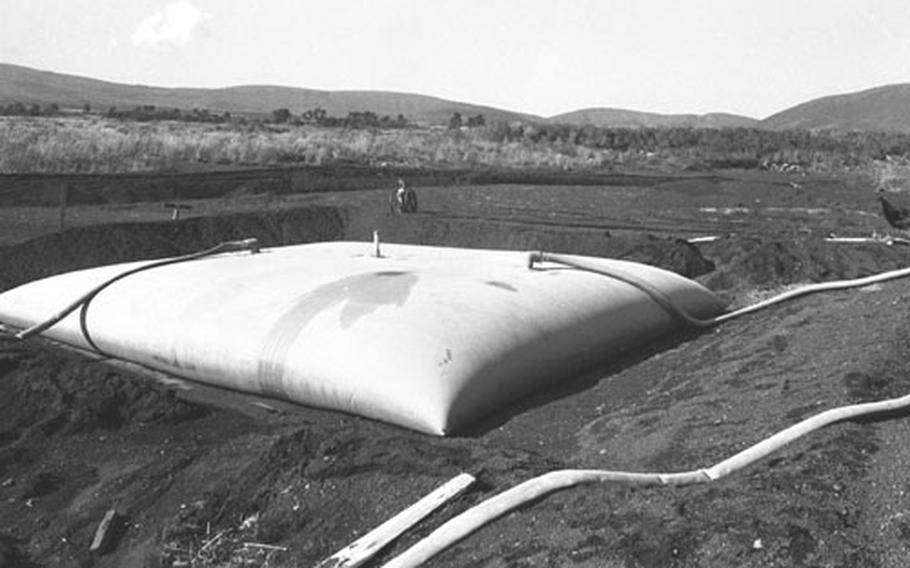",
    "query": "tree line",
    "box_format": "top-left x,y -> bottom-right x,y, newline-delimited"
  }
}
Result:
479,122 -> 910,169
1,101 -> 493,134
1,101 -> 65,117
0,101 -> 415,129
270,107 -> 410,128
